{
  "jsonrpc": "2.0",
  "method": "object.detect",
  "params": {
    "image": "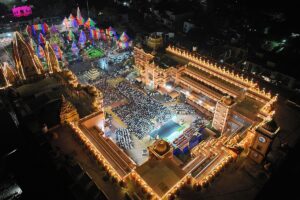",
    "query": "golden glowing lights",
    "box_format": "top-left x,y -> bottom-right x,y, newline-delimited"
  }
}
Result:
68,122 -> 123,182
